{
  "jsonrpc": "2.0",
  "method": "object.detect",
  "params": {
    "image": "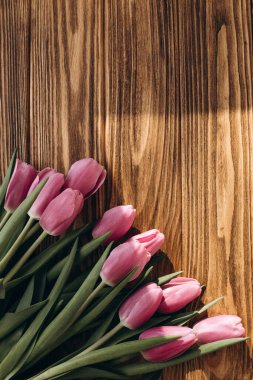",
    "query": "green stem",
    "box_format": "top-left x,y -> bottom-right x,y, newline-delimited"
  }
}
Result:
63,281 -> 105,331
79,322 -> 123,355
0,211 -> 12,230
22,221 -> 41,243
0,217 -> 34,273
3,230 -> 48,284
76,281 -> 105,318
